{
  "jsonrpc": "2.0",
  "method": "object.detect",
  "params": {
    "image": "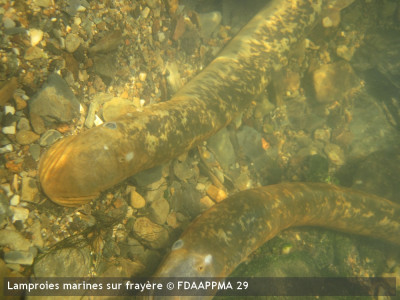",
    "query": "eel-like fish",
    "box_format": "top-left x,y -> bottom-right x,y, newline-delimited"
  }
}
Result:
39,0 -> 335,206
151,182 -> 400,299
